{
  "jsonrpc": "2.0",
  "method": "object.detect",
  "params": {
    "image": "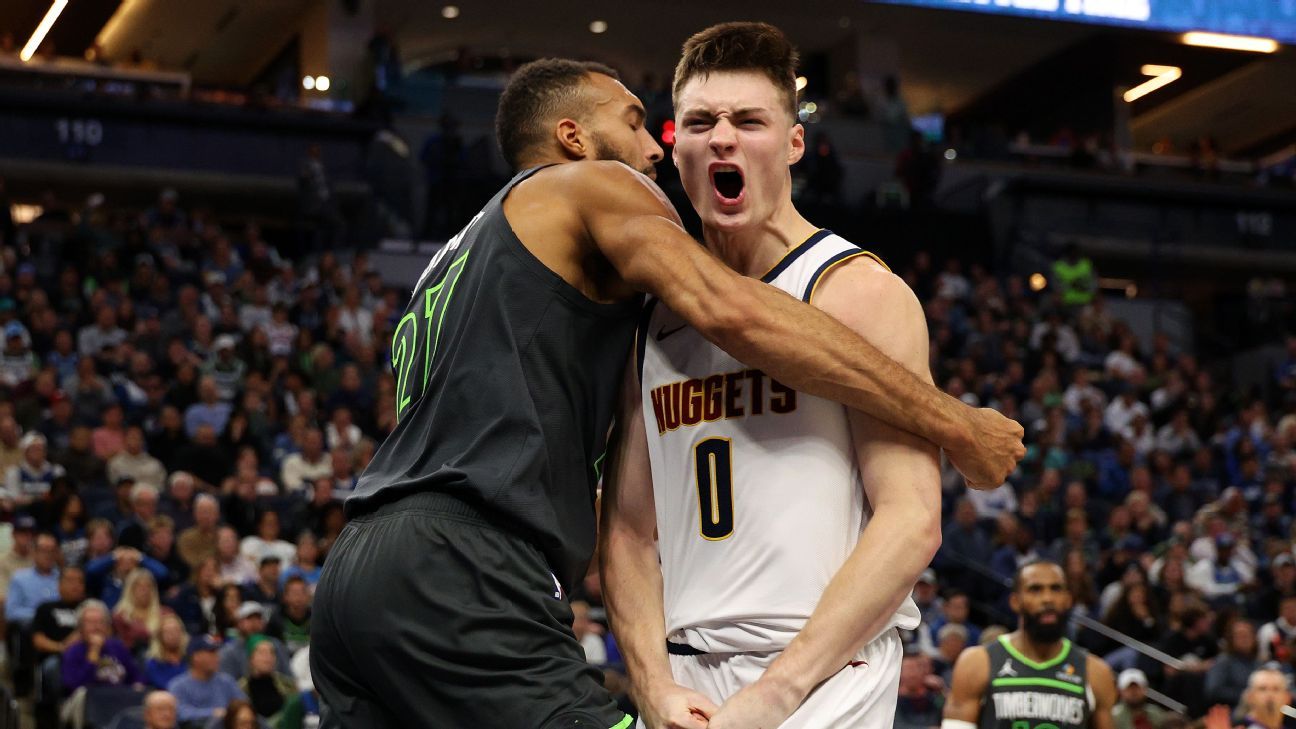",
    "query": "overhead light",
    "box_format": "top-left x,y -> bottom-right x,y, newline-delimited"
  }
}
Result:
1122,64 -> 1181,102
1029,273 -> 1047,292
441,5 -> 460,19
795,76 -> 808,91
944,149 -> 958,161
1182,31 -> 1278,53
20,0 -> 69,62
315,75 -> 331,91
589,20 -> 608,34
302,76 -> 315,90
